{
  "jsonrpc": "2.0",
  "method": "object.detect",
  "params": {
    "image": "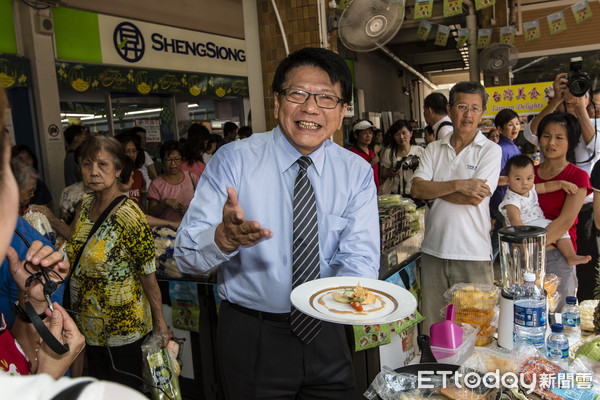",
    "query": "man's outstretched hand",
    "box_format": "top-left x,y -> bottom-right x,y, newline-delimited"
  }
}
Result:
215,187 -> 273,253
